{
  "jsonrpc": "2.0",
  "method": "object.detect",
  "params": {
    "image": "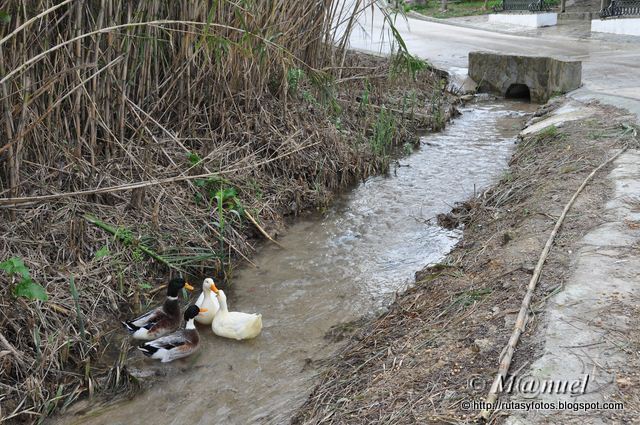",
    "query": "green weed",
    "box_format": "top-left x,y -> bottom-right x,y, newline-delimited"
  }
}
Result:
454,287 -> 492,307
287,68 -> 305,95
370,107 -> 396,156
403,142 -> 414,155
0,257 -> 48,301
84,215 -> 218,272
359,79 -> 371,111
69,276 -> 85,341
187,152 -> 202,166
539,125 -> 558,138
94,246 -> 110,260
194,175 -> 226,206
391,51 -> 428,81
214,187 -> 244,231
